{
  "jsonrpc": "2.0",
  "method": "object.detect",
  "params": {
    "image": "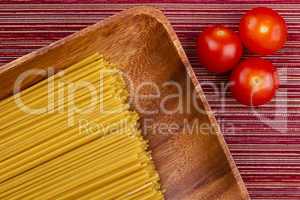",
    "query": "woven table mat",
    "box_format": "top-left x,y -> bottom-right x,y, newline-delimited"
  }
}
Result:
0,1 -> 299,199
